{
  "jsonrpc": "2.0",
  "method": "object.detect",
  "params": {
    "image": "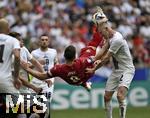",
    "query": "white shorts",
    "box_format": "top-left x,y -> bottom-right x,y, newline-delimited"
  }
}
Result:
105,70 -> 135,91
41,84 -> 54,102
30,81 -> 54,102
